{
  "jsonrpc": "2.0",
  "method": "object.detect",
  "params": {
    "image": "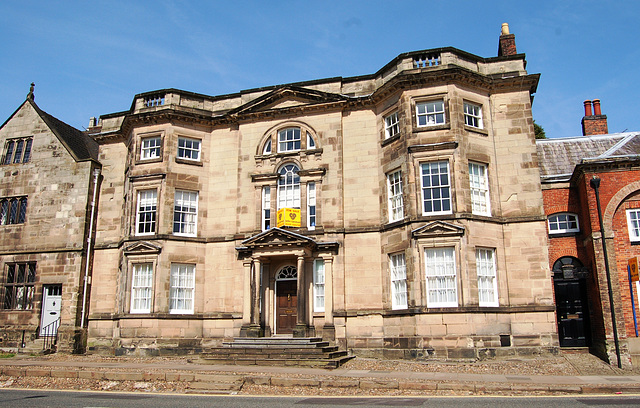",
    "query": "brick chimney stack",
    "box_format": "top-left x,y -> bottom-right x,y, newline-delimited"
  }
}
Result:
582,99 -> 609,136
498,23 -> 517,56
